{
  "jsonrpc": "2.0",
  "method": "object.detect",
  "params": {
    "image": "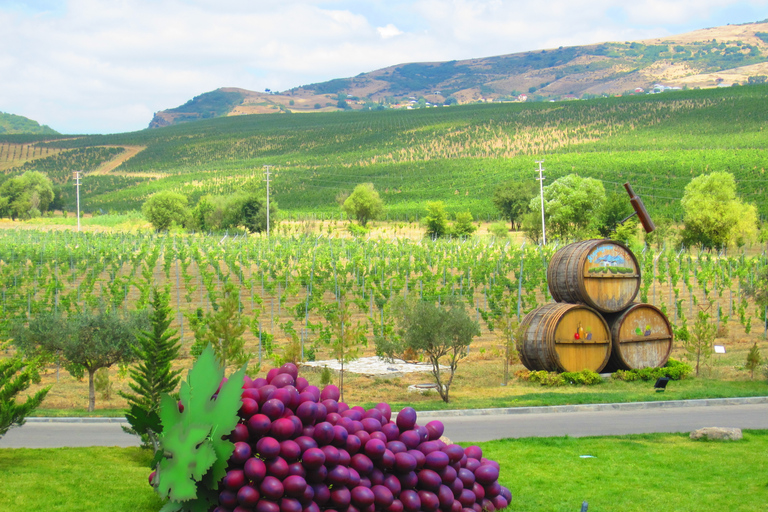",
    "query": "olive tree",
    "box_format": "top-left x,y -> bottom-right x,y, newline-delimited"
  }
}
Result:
142,191 -> 190,231
493,181 -> 535,231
